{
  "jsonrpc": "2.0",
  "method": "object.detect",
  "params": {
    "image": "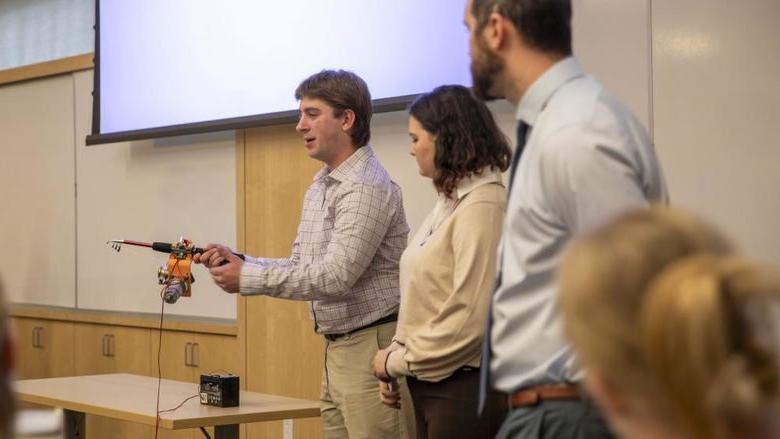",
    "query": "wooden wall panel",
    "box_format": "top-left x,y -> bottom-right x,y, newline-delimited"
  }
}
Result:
242,125 -> 324,439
